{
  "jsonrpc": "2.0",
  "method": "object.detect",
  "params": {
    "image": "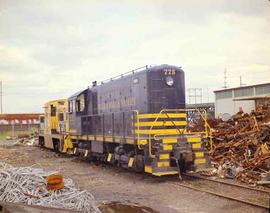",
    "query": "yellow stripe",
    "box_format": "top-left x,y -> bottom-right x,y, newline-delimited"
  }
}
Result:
138,113 -> 186,119
195,152 -> 204,158
96,136 -> 103,141
144,166 -> 152,173
163,138 -> 177,144
69,129 -> 77,133
88,135 -> 95,140
105,137 -> 113,142
152,171 -> 179,176
192,143 -> 201,149
187,137 -> 201,143
195,158 -> 206,164
157,161 -> 170,167
135,129 -> 185,135
128,157 -> 134,167
107,153 -> 112,162
163,145 -> 172,151
126,139 -> 134,144
135,121 -> 186,127
159,154 -> 170,160
80,135 -> 88,140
